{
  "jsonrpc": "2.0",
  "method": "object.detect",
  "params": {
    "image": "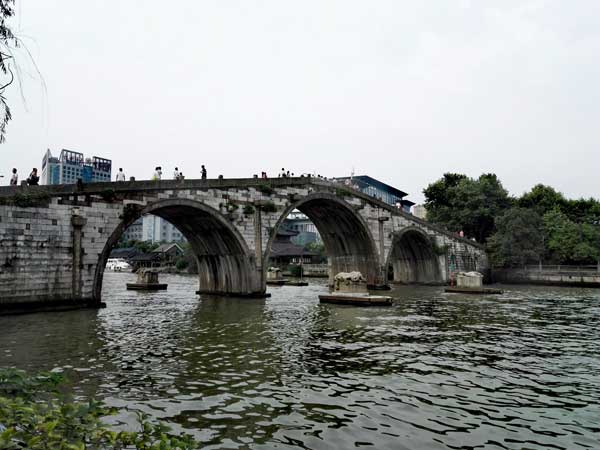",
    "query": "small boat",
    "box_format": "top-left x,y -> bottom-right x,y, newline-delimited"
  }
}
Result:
106,258 -> 132,272
266,279 -> 288,286
319,293 -> 393,306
